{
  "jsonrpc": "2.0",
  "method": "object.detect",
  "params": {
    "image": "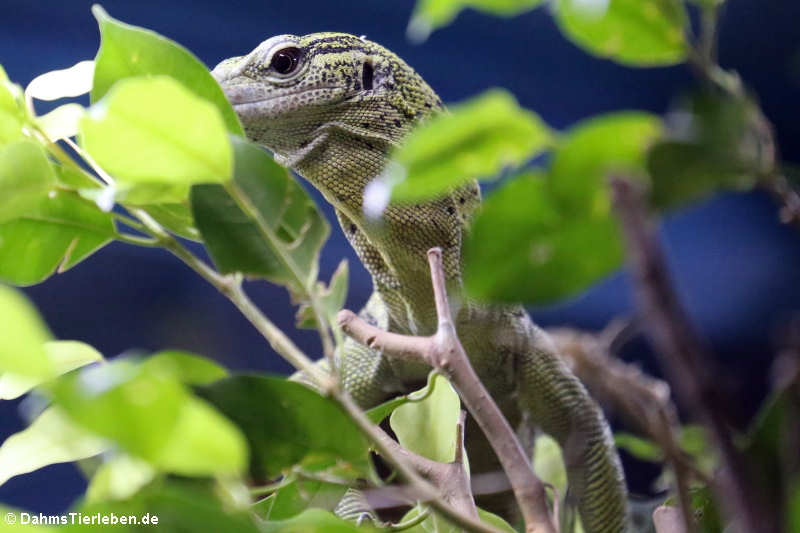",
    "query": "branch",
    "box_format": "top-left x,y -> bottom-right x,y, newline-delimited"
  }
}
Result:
339,248 -> 557,533
610,177 -> 779,533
